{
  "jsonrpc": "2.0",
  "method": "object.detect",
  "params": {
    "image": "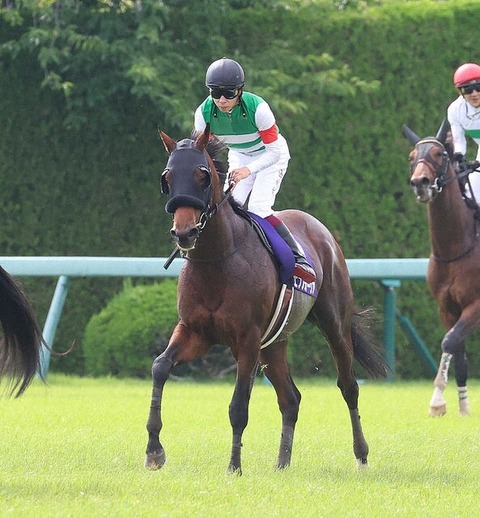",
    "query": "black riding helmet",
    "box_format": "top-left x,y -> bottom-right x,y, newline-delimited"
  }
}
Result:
205,58 -> 245,89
